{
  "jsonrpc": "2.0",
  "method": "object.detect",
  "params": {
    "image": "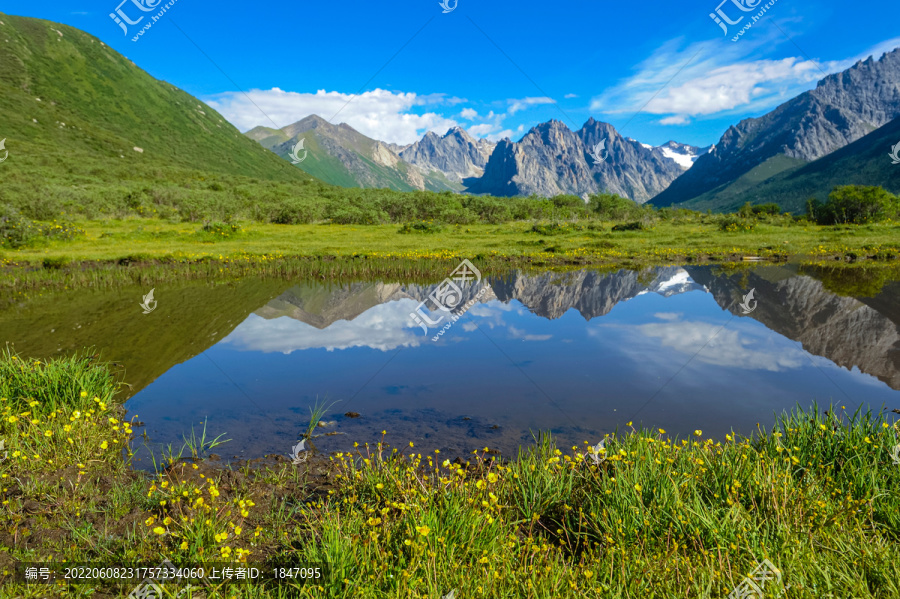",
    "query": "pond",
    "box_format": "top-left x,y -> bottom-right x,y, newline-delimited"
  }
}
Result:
3,263 -> 899,467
